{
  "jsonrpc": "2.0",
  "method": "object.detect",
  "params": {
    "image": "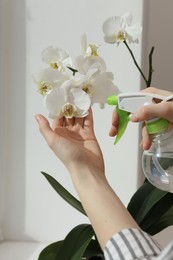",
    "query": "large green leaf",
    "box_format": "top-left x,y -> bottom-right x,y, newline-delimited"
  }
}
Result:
133,187 -> 168,224
41,172 -> 86,216
38,241 -> 63,260
55,224 -> 95,260
139,193 -> 173,231
38,232 -> 102,260
146,206 -> 173,235
83,238 -> 103,258
128,180 -> 173,234
127,181 -> 155,220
